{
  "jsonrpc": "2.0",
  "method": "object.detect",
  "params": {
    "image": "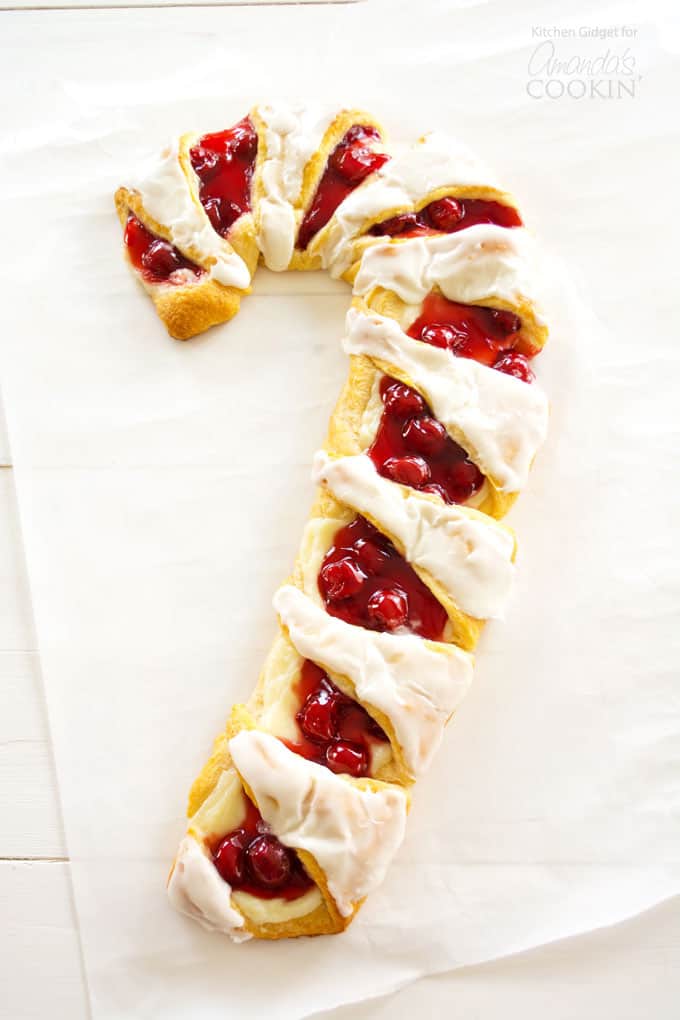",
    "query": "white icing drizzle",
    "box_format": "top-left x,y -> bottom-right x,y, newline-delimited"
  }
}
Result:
130,142 -> 251,290
255,104 -> 335,271
343,309 -> 549,492
318,132 -> 505,275
313,452 -> 515,619
273,585 -> 473,777
167,835 -> 251,942
228,730 -> 408,916
352,223 -> 542,319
